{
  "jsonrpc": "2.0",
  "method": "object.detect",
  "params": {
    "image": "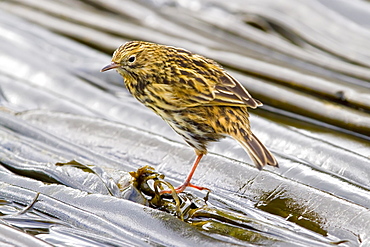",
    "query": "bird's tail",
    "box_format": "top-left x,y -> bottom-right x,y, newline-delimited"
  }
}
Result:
236,133 -> 278,170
